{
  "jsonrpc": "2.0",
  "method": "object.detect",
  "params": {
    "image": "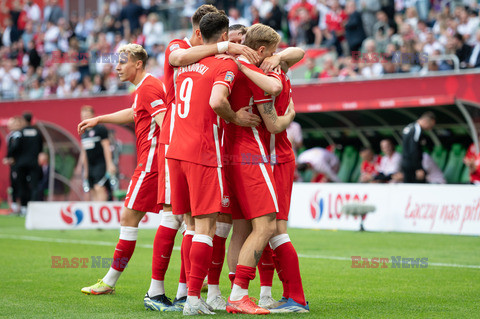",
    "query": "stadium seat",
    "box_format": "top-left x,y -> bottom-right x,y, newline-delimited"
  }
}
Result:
443,144 -> 467,184
337,146 -> 359,182
431,145 -> 448,170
